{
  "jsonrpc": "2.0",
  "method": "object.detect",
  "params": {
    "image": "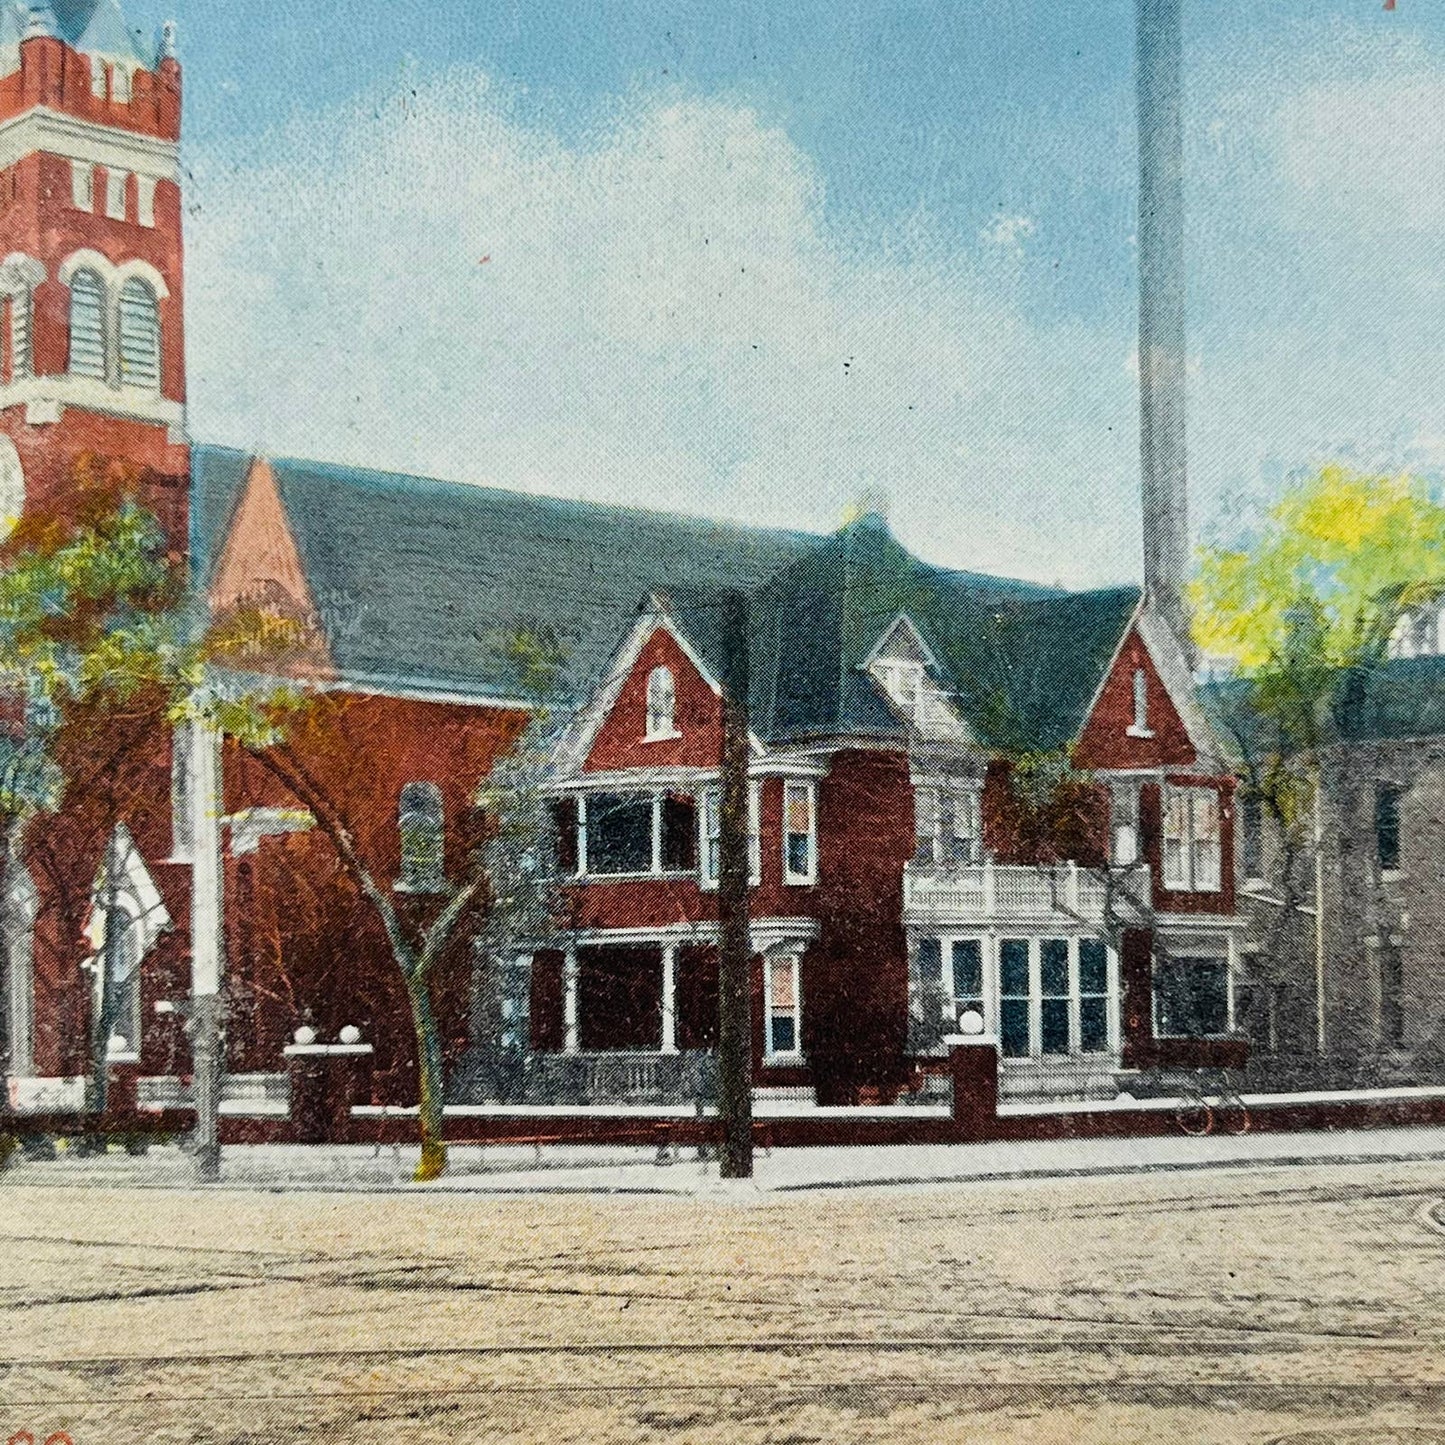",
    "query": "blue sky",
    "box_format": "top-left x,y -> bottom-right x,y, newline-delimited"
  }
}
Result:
123,1 -> 1445,586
